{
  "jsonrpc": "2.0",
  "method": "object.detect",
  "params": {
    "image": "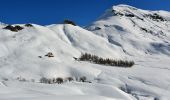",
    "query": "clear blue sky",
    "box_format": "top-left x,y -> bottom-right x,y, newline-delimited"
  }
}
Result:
0,0 -> 170,26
